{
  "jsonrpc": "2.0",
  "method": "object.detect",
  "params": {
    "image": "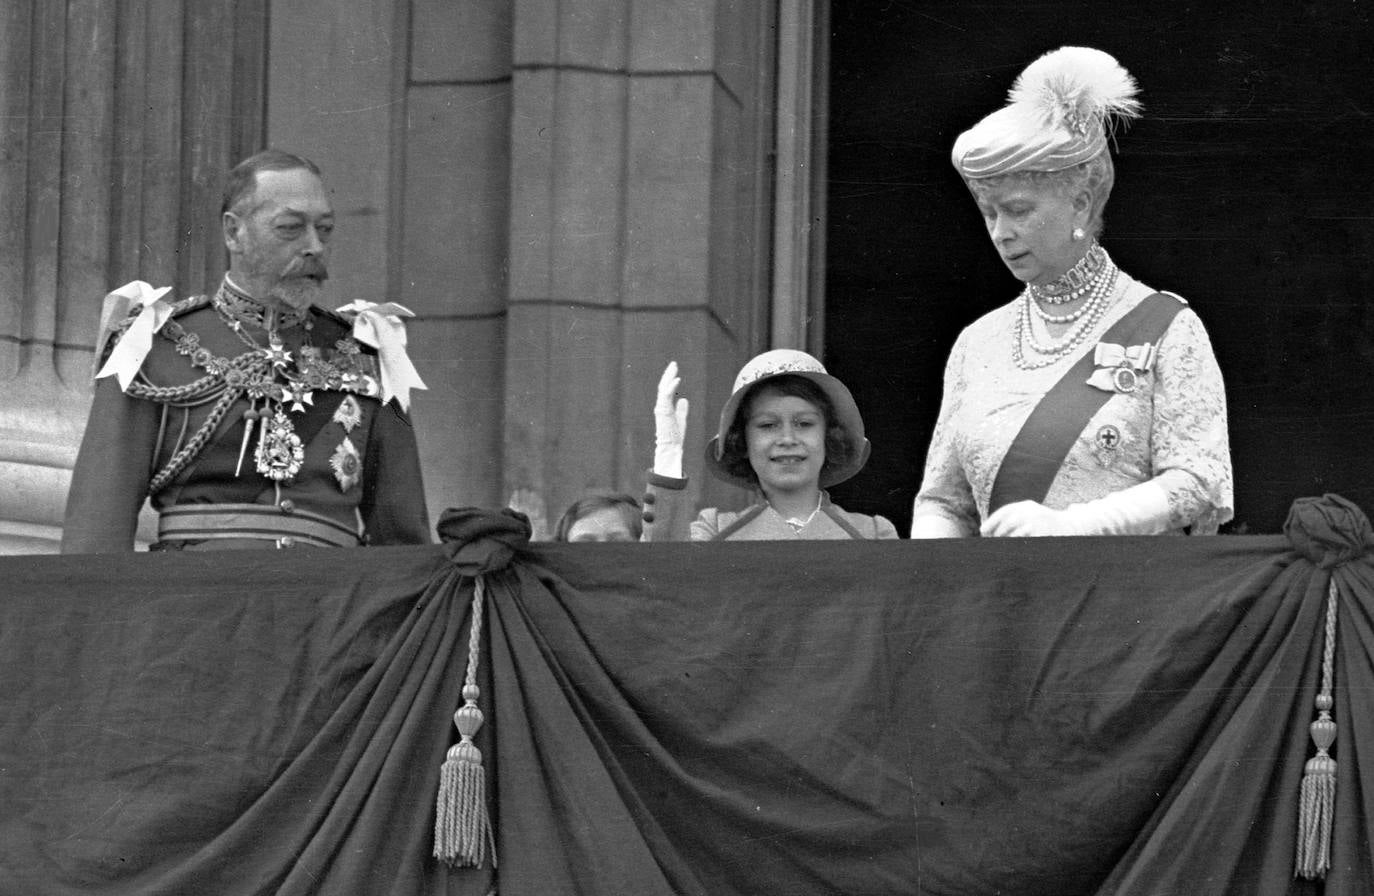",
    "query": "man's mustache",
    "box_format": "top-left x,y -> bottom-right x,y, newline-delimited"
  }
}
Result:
285,256 -> 329,281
